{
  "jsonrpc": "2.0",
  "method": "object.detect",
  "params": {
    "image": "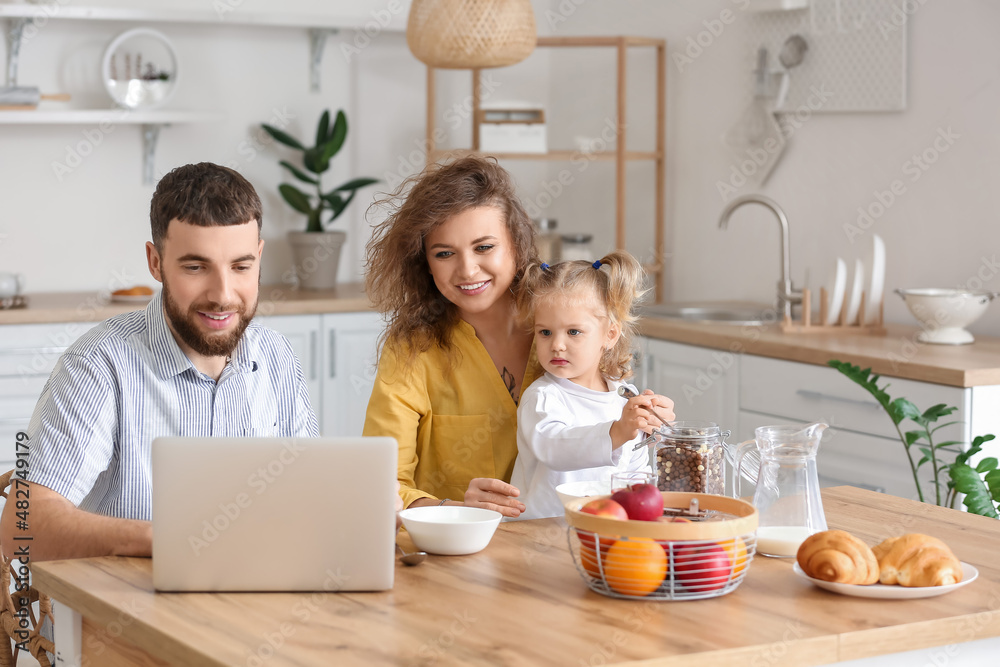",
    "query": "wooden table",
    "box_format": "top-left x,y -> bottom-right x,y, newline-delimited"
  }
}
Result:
32,487 -> 1000,666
